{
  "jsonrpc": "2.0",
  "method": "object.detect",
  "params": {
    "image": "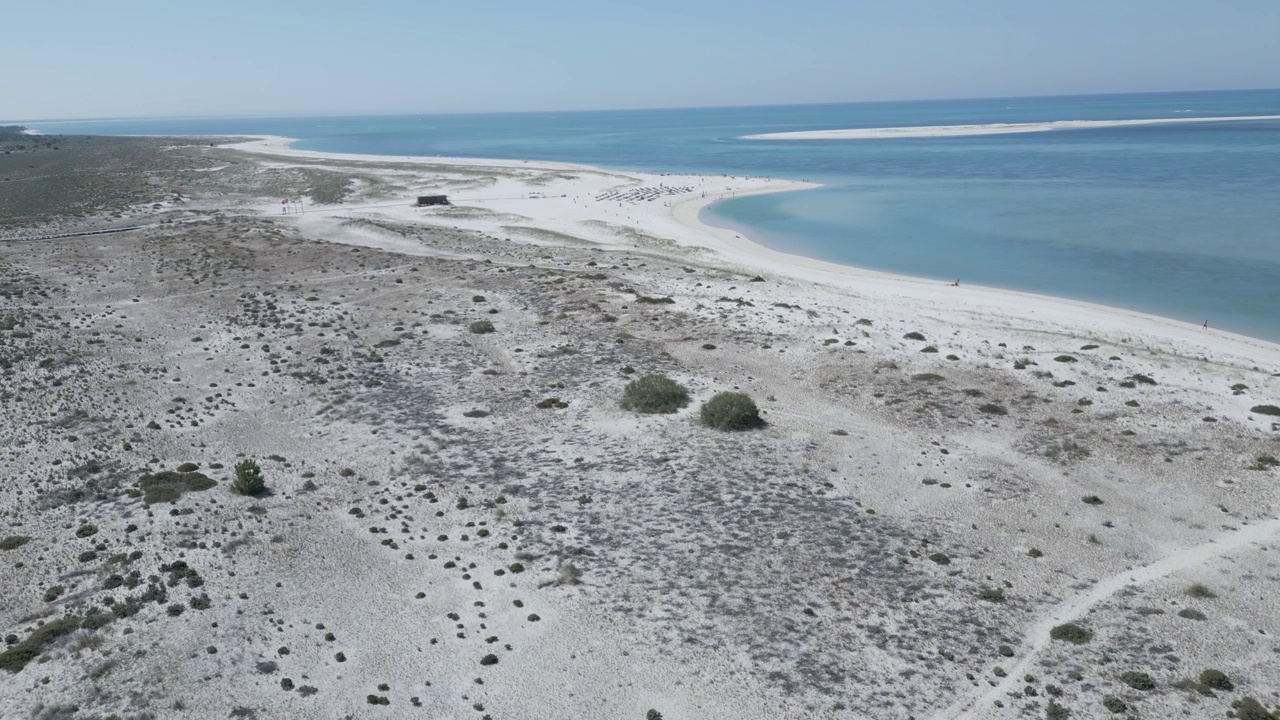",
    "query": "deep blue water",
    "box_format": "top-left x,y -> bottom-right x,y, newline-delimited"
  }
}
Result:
23,89 -> 1280,341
